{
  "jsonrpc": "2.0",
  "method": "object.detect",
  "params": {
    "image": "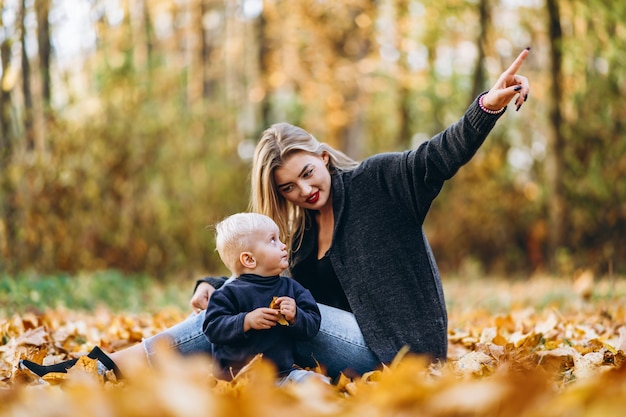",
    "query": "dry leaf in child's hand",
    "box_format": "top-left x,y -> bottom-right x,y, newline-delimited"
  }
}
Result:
269,296 -> 289,326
